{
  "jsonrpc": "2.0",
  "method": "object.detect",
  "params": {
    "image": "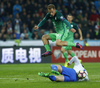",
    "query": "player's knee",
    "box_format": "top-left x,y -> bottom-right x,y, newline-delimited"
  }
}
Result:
42,35 -> 46,40
51,65 -> 58,71
61,47 -> 66,53
42,34 -> 48,40
42,34 -> 49,40
56,42 -> 61,46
